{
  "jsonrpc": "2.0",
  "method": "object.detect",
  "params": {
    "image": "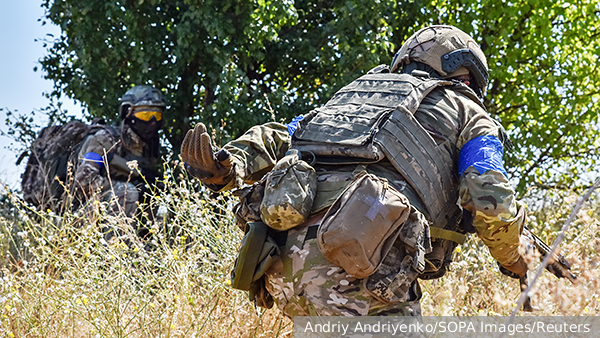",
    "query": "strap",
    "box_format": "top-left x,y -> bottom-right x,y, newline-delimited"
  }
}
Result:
305,225 -> 319,241
270,230 -> 289,247
429,227 -> 467,244
351,164 -> 368,177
